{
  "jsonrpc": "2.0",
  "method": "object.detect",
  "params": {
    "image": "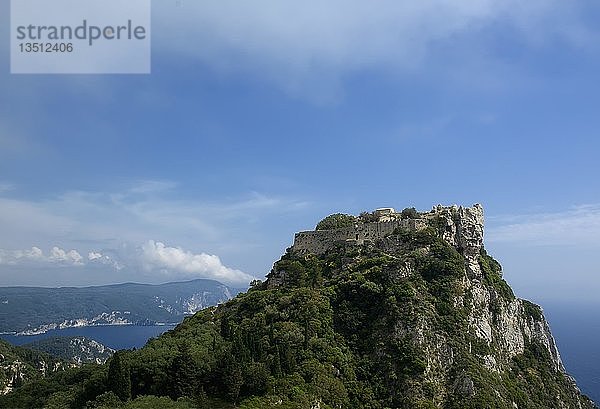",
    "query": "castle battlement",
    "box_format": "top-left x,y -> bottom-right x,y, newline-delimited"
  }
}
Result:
292,204 -> 484,256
